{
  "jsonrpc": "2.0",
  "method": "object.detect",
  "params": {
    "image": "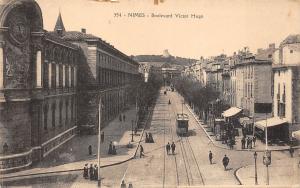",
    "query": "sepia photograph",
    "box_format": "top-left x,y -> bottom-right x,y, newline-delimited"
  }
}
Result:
0,0 -> 299,187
